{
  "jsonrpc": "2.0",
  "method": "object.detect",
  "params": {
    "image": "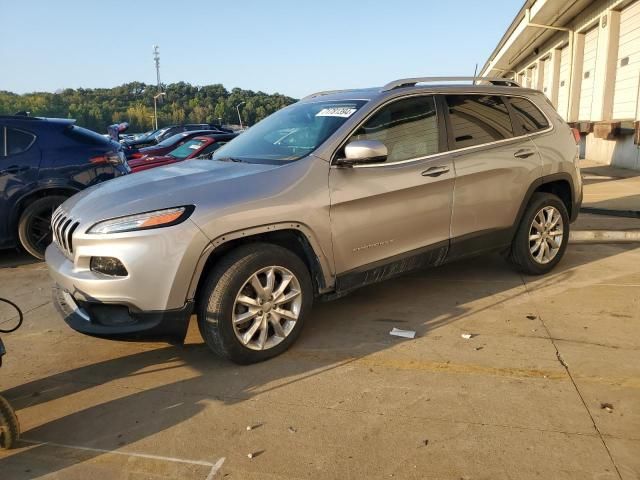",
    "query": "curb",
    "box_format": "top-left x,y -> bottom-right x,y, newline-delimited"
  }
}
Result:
569,230 -> 640,244
580,207 -> 640,219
